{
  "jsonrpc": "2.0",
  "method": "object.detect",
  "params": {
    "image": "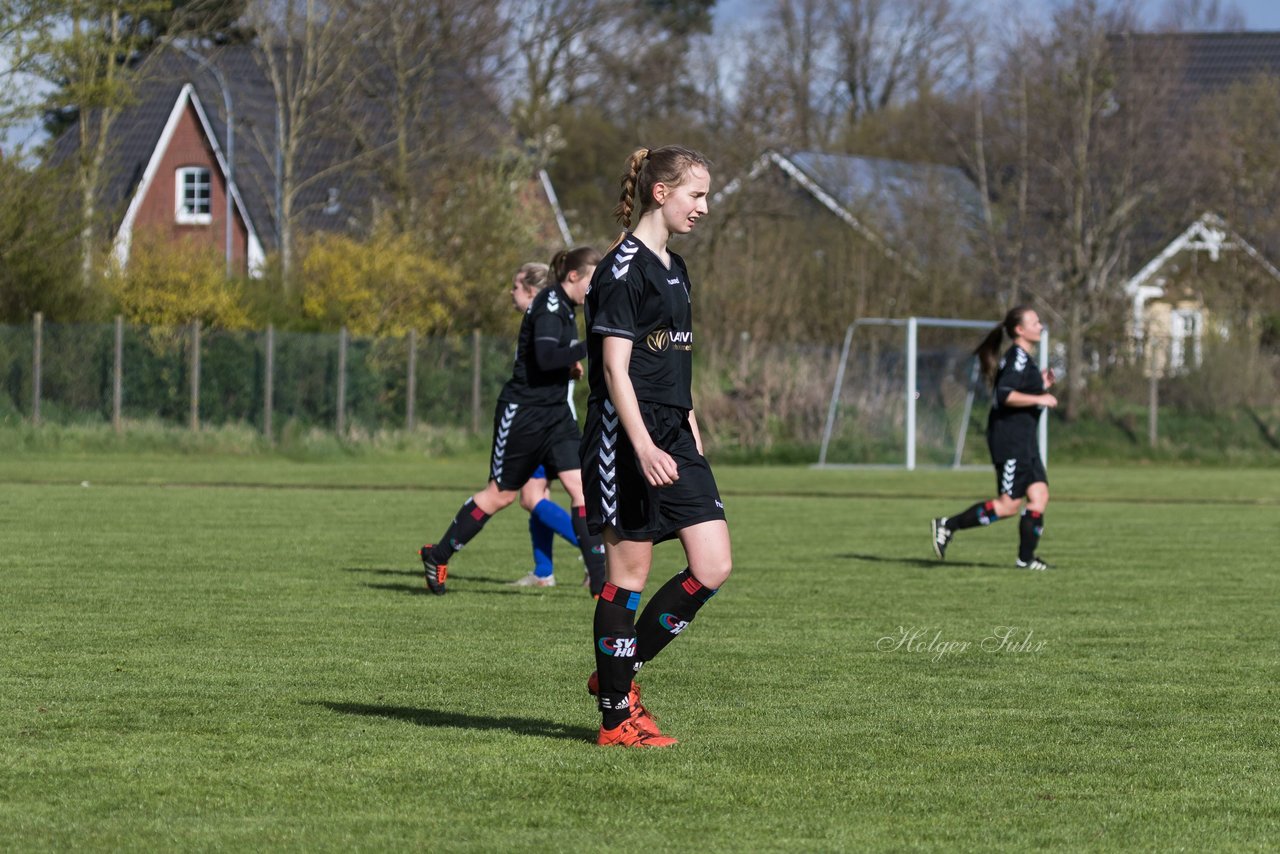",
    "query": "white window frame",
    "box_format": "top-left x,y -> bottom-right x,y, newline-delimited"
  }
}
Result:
1169,308 -> 1203,372
175,166 -> 213,225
